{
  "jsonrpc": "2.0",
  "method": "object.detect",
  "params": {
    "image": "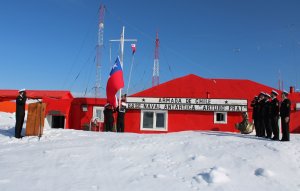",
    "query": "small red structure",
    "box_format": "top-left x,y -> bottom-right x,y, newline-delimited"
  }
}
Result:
0,90 -> 74,129
0,90 -> 106,131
